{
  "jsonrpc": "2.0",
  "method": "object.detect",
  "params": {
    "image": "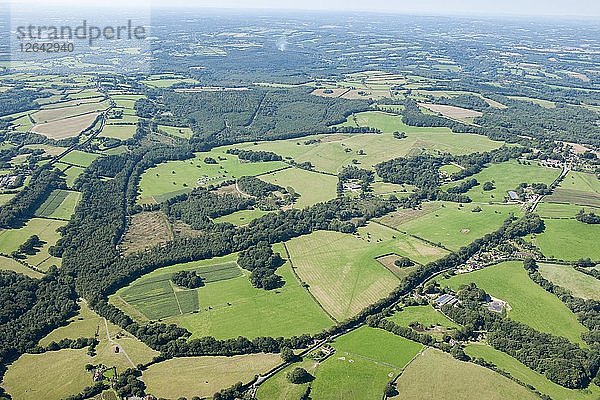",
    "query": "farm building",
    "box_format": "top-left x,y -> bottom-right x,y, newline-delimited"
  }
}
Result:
507,191 -> 520,201
435,293 -> 458,307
